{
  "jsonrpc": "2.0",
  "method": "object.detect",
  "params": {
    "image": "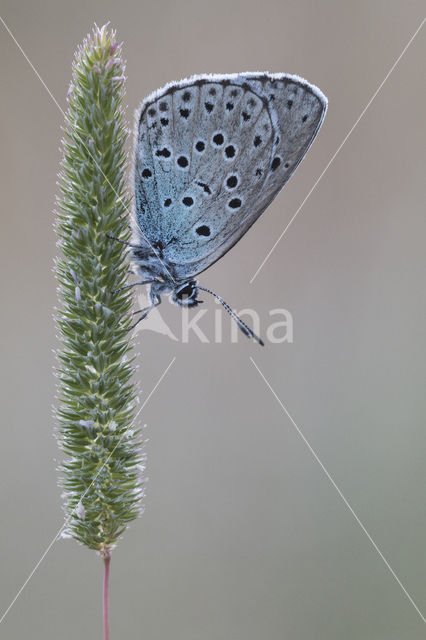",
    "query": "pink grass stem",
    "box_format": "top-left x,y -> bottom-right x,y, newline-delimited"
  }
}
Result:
103,552 -> 111,640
